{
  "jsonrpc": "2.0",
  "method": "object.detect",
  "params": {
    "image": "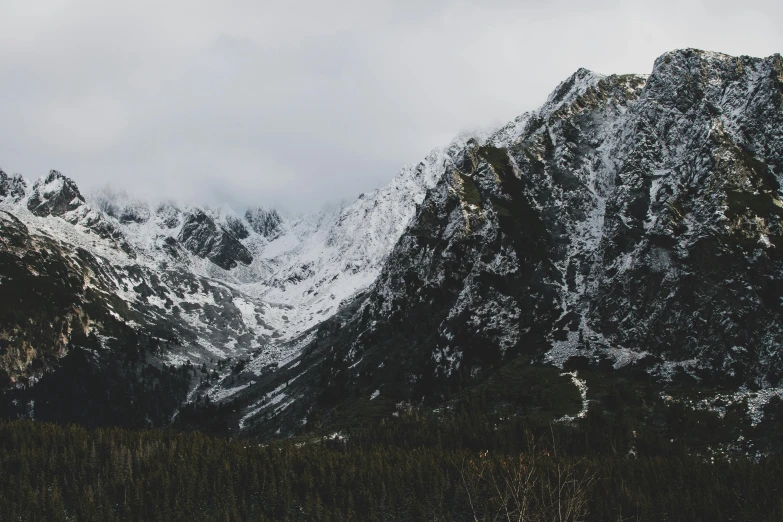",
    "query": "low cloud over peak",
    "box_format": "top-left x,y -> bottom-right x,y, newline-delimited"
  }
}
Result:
1,0 -> 781,212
